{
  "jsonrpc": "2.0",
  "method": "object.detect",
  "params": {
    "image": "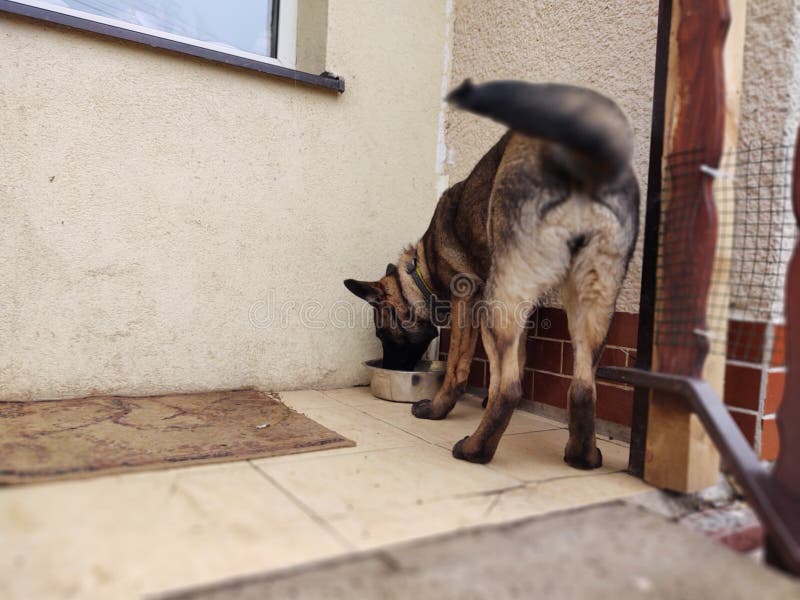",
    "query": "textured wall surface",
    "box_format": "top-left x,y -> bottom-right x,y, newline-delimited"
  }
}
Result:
739,0 -> 800,147
0,3 -> 447,399
443,0 -> 659,312
5,1 -> 798,401
733,0 -> 800,318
